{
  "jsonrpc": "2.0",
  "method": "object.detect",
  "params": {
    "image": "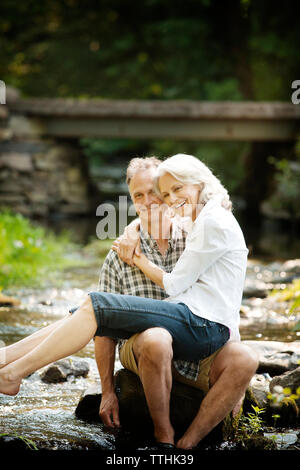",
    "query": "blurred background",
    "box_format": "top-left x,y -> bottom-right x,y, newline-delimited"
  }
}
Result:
0,0 -> 300,267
